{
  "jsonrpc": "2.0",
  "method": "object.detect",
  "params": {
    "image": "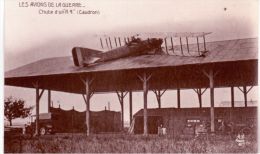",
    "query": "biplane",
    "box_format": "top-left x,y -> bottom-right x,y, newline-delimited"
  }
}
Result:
72,32 -> 211,67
